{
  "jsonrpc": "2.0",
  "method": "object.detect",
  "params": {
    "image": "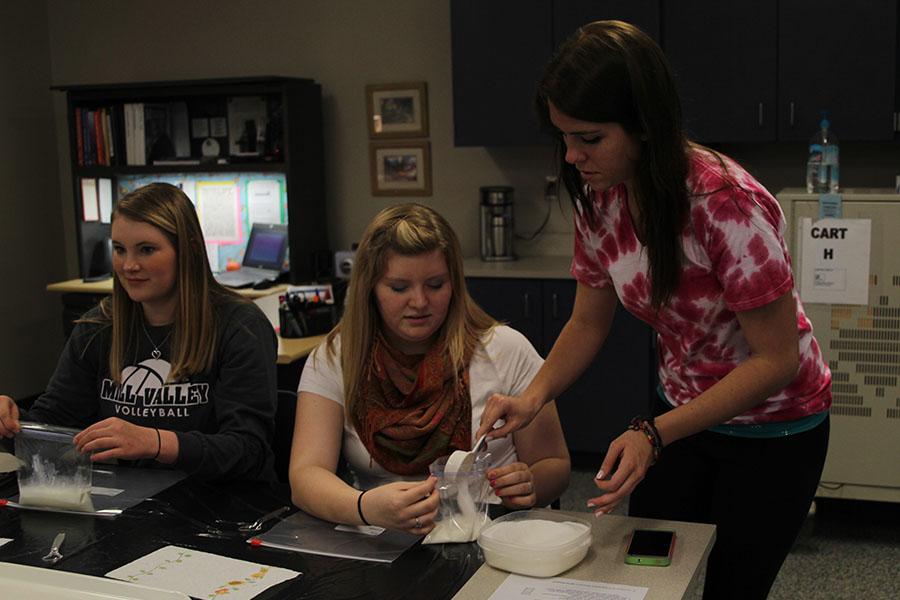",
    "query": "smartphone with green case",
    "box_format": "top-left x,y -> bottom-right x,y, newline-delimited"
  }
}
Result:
624,529 -> 676,566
